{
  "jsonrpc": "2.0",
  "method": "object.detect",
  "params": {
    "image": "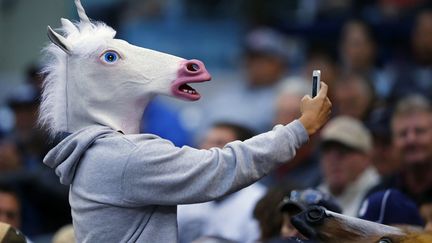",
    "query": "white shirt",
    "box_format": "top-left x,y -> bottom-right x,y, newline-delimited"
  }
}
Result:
318,167 -> 380,217
177,182 -> 266,243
